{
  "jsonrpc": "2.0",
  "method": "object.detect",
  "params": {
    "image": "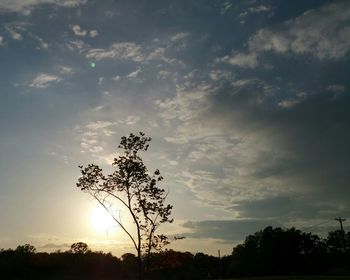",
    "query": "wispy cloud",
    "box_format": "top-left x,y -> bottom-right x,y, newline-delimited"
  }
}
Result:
85,121 -> 117,134
278,92 -> 308,109
65,39 -> 88,51
76,117 -> 141,157
218,52 -> 258,68
248,1 -> 350,60
239,5 -> 272,19
77,121 -> 112,154
126,67 -> 142,79
29,73 -> 61,88
59,66 -> 73,75
220,1 -> 232,15
170,32 -> 189,42
0,0 -> 87,12
86,42 -> 144,61
326,84 -> 346,94
5,23 -> 28,41
125,116 -> 140,125
155,84 -> 212,124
